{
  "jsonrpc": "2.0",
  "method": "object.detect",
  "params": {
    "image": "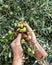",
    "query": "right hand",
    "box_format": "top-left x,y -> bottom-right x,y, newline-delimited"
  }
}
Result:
11,33 -> 24,60
24,22 -> 37,46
